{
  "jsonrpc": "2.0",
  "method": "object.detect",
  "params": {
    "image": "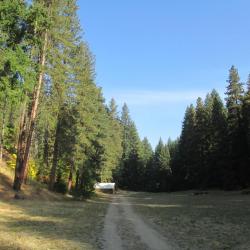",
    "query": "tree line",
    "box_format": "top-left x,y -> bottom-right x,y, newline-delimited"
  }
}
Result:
0,0 -> 123,195
1,1 -> 249,195
117,66 -> 250,191
173,66 -> 250,190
